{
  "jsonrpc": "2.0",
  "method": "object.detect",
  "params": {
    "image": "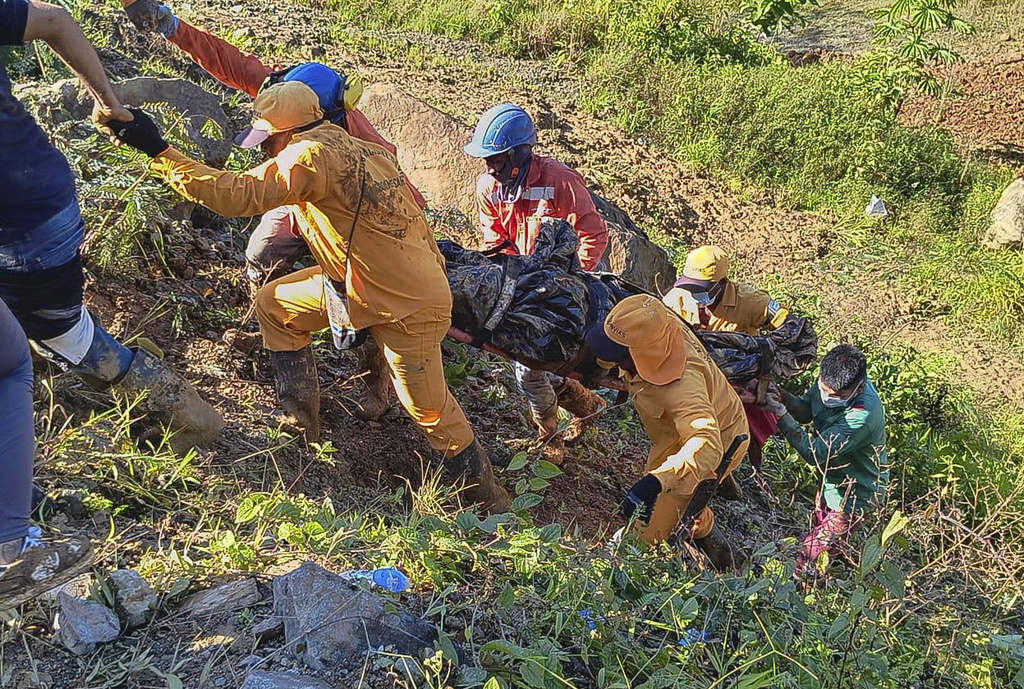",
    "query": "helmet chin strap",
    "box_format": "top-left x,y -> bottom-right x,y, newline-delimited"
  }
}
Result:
496,145 -> 533,203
